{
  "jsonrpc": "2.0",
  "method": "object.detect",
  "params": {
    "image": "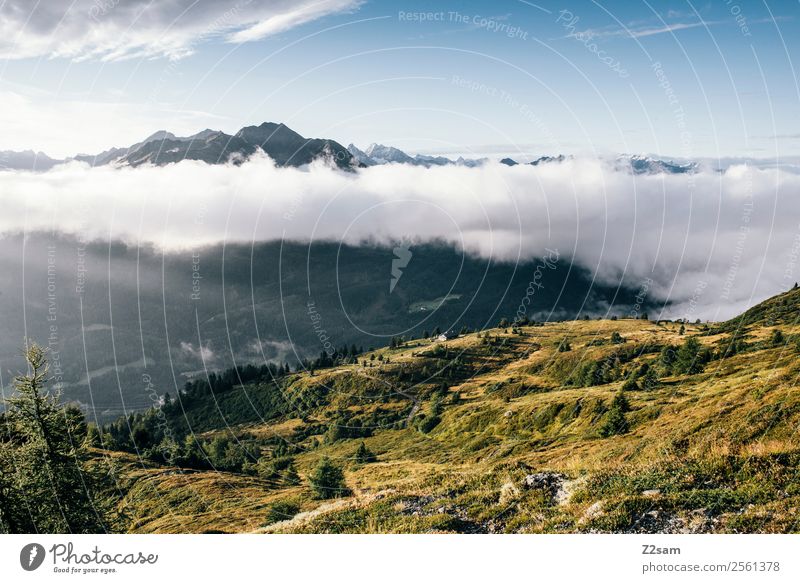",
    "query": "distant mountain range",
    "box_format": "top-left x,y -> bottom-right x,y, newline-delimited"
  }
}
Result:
0,121 -> 698,175
347,143 -> 486,168
0,122 -> 356,171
